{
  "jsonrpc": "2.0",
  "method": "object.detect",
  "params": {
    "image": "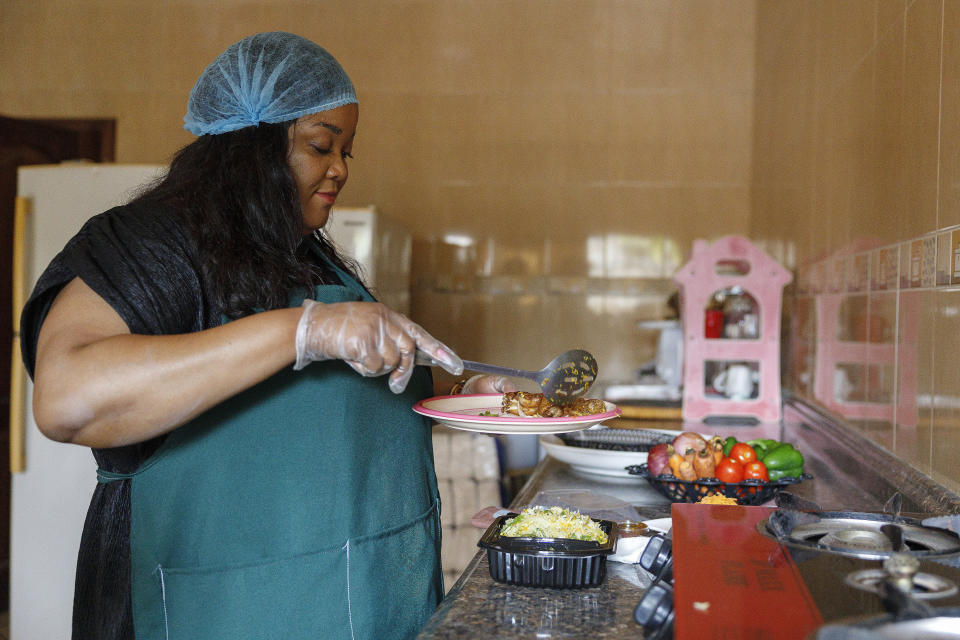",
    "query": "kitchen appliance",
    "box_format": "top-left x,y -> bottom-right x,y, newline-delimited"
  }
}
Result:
602,320 -> 683,410
633,531 -> 676,639
638,319 -> 683,389
633,497 -> 960,639
324,205 -> 412,315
